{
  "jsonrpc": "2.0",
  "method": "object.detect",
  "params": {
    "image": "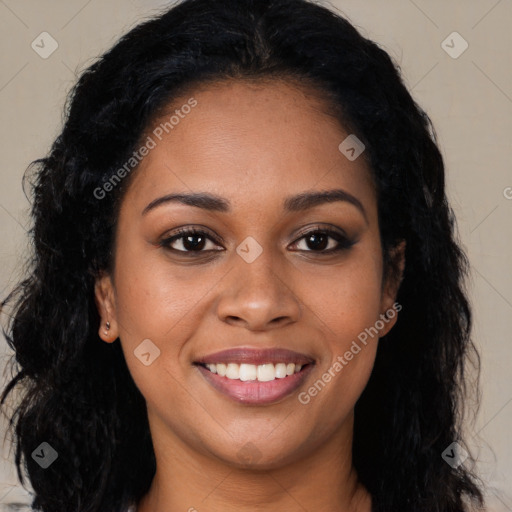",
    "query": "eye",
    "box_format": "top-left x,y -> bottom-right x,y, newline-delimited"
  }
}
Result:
159,227 -> 223,254
290,227 -> 355,254
159,225 -> 355,257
